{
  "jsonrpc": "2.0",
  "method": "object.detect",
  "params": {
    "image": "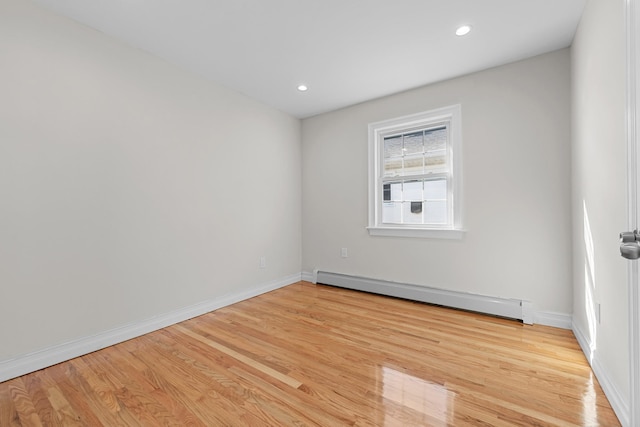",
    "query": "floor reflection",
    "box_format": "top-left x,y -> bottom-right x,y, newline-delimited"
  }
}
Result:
380,365 -> 456,424
582,372 -> 598,426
